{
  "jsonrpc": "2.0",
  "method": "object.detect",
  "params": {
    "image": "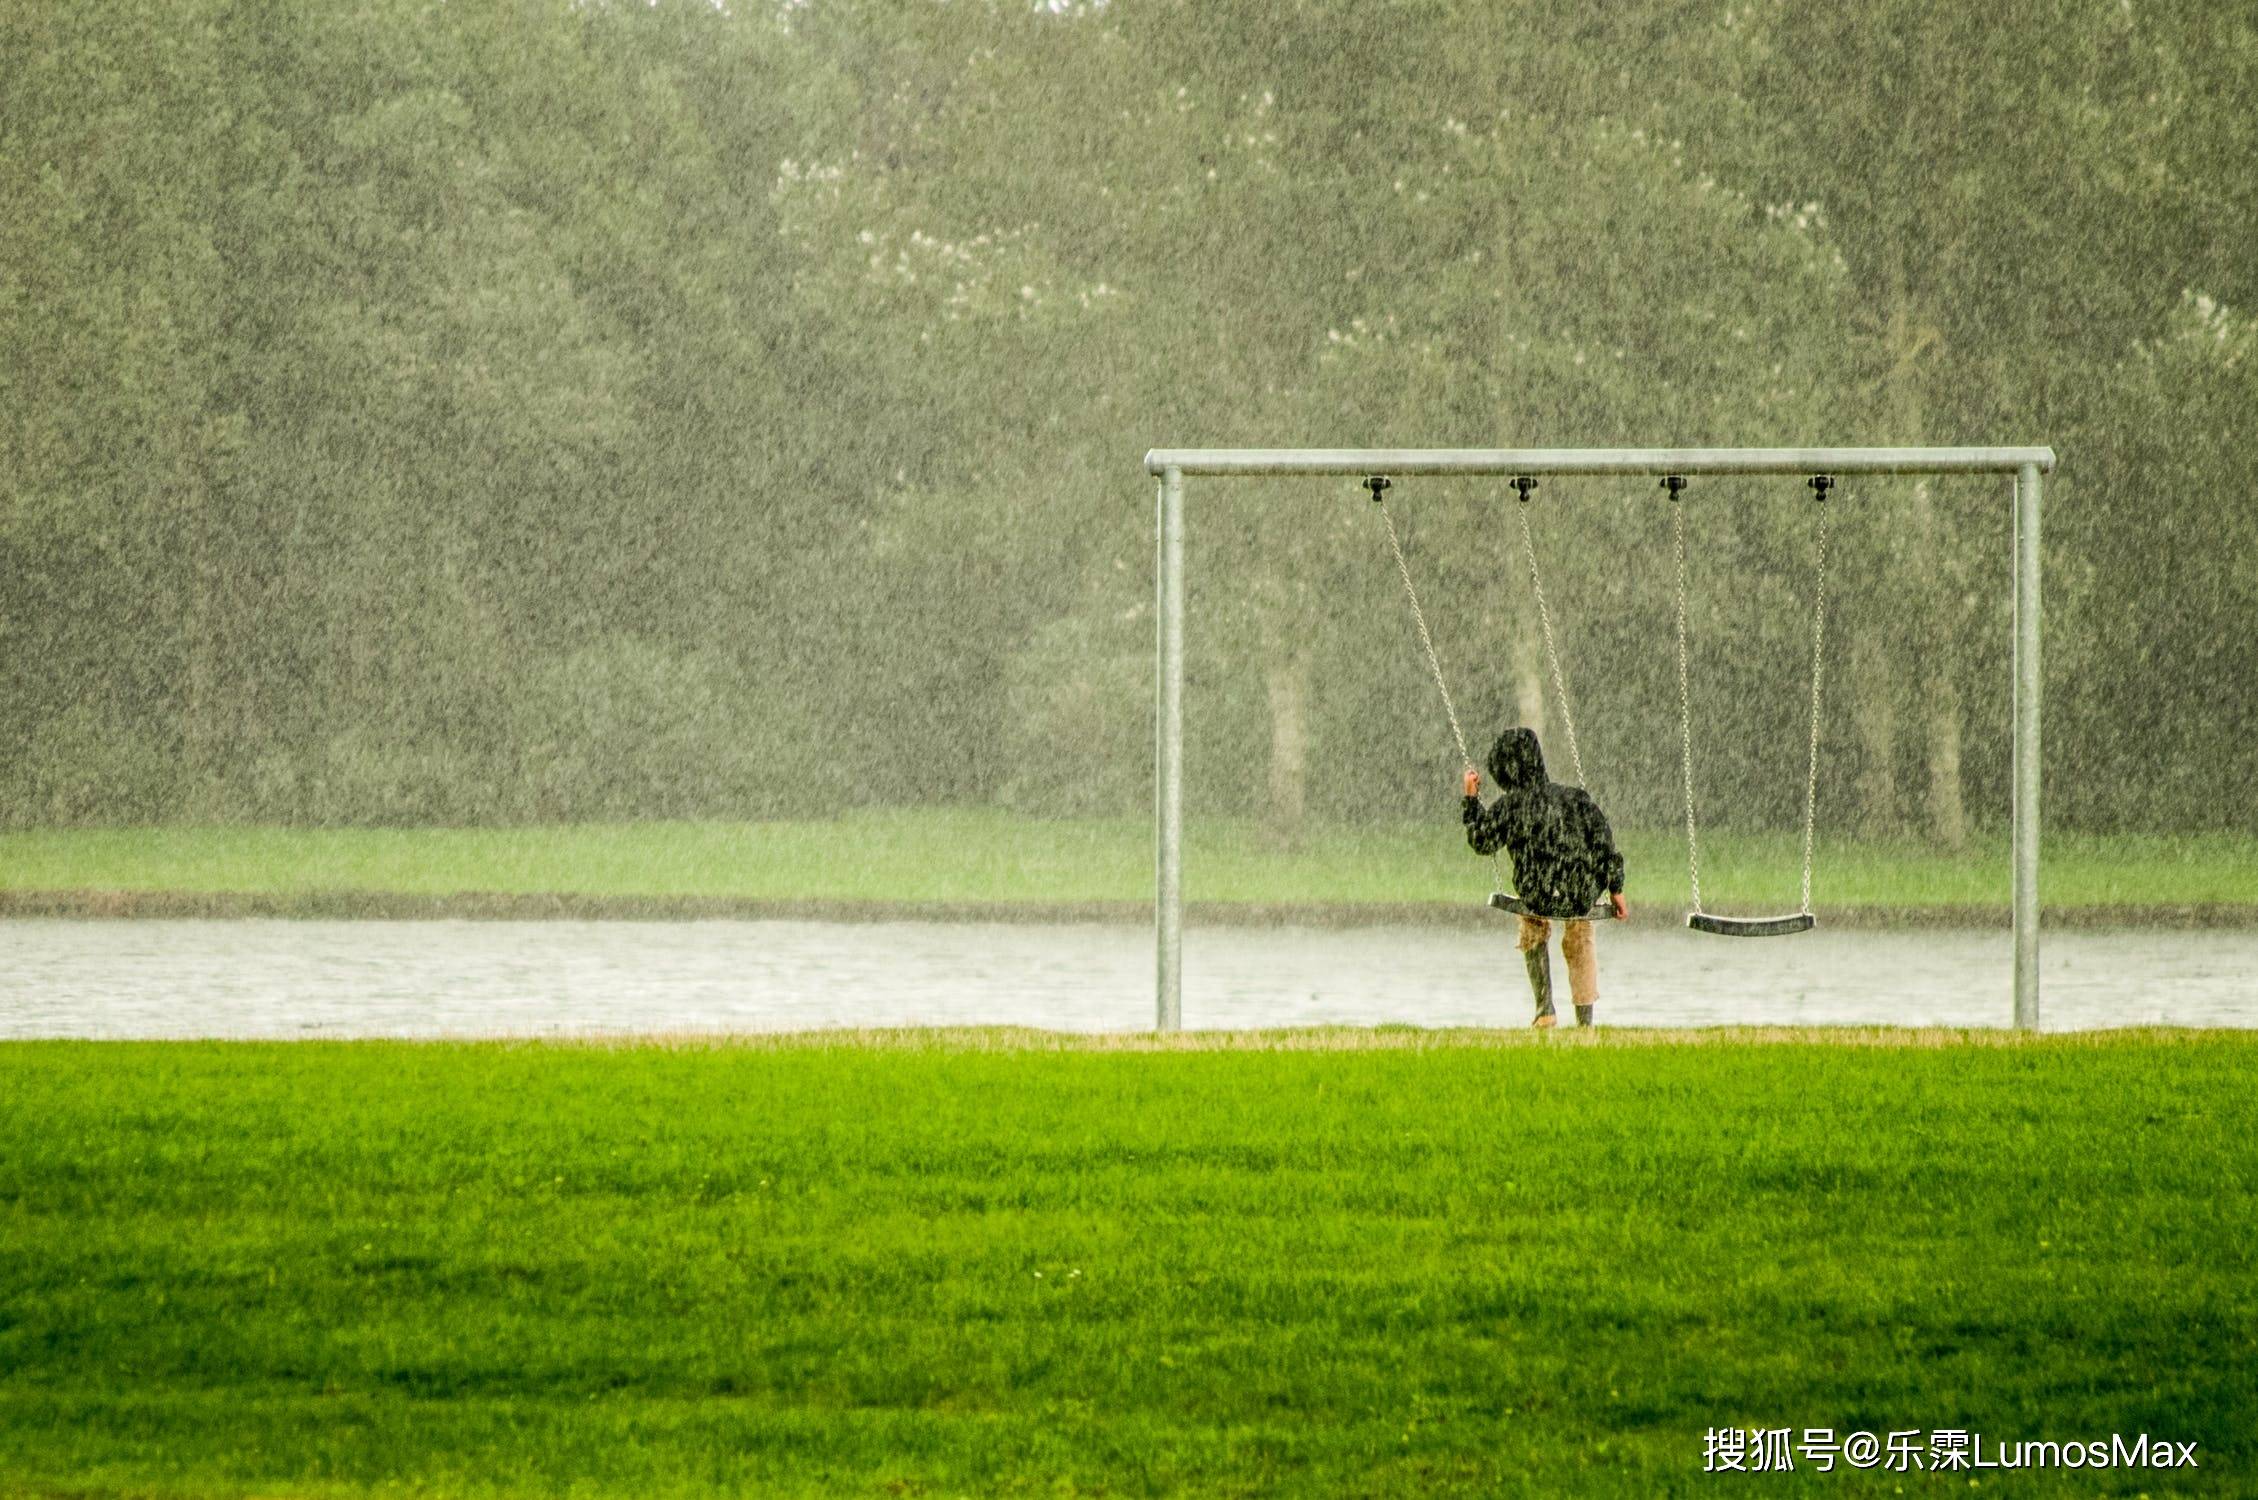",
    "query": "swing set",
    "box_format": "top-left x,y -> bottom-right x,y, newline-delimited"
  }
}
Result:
1142,446 -> 2054,1031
